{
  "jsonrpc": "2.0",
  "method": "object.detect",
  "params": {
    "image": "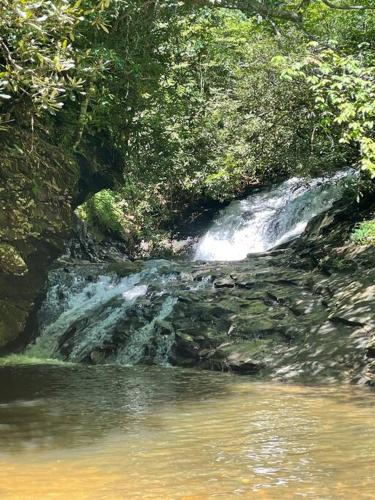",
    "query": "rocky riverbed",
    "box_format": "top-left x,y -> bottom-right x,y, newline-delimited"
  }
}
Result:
25,195 -> 375,385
